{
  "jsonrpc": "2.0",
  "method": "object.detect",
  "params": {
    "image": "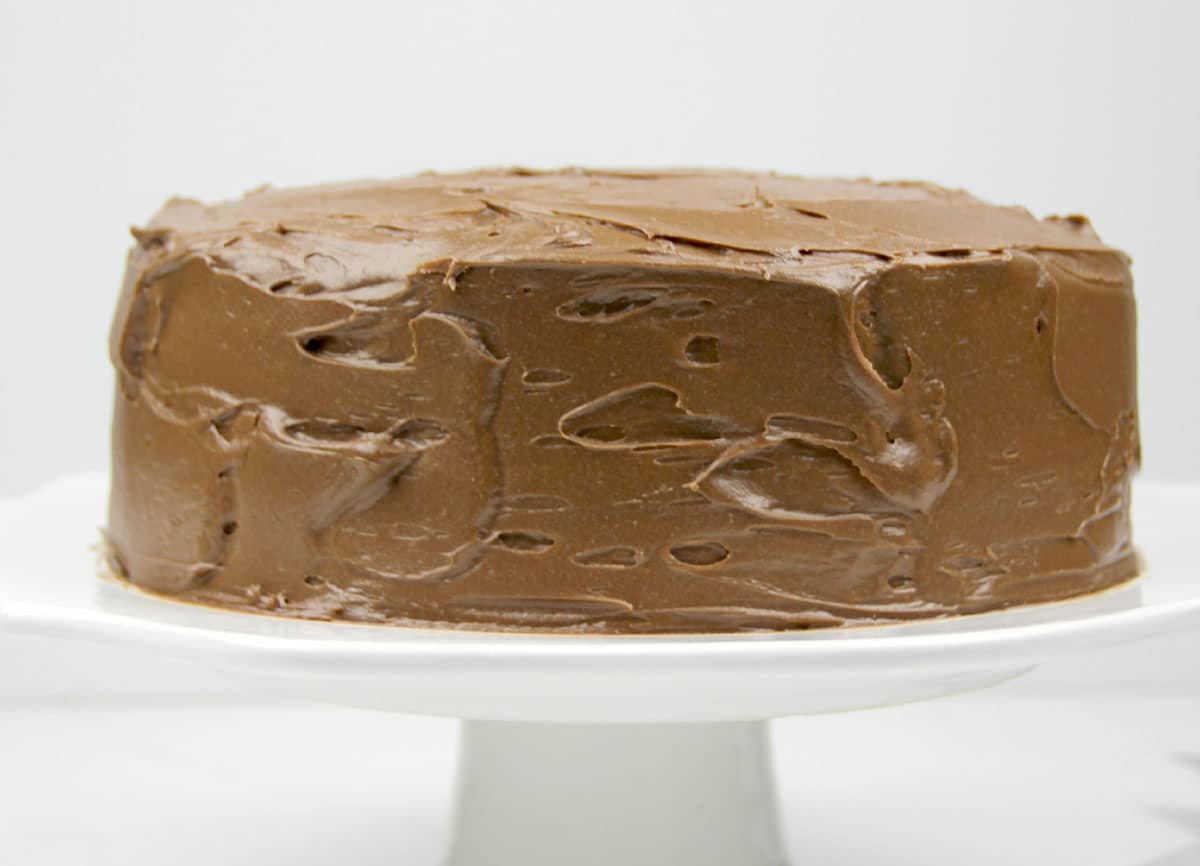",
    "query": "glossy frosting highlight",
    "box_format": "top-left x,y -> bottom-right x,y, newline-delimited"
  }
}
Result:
105,168 -> 1140,632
